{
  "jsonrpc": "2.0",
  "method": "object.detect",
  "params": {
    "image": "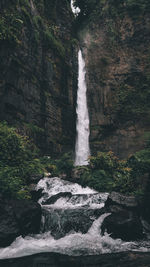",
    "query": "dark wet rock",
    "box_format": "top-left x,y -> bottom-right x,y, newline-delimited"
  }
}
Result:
30,188 -> 44,202
80,12 -> 150,159
105,192 -> 138,210
12,200 -> 41,236
102,192 -> 144,241
0,200 -> 20,247
42,207 -> 104,239
1,252 -> 150,267
42,192 -> 72,205
139,192 -> 150,225
0,0 -> 77,156
101,210 -> 144,241
0,199 -> 41,247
